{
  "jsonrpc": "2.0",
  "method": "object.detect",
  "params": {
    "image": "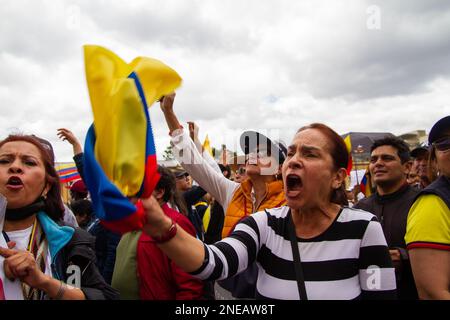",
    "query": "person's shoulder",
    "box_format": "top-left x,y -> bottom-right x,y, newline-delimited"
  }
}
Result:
173,212 -> 191,225
338,206 -> 377,223
163,204 -> 188,222
353,194 -> 375,209
254,205 -> 289,218
405,185 -> 421,198
70,227 -> 96,245
167,208 -> 197,235
358,194 -> 375,203
406,194 -> 449,247
415,193 -> 444,203
60,226 -> 97,261
411,194 -> 448,215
